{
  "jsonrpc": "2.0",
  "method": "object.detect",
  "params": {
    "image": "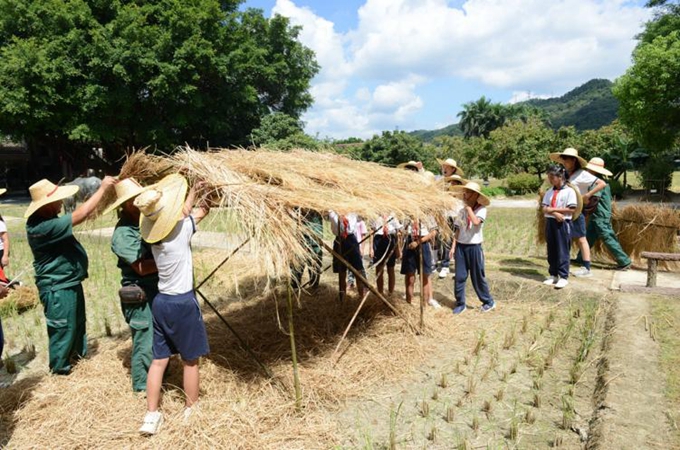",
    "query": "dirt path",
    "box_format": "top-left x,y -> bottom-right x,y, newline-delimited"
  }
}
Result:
591,292 -> 674,449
